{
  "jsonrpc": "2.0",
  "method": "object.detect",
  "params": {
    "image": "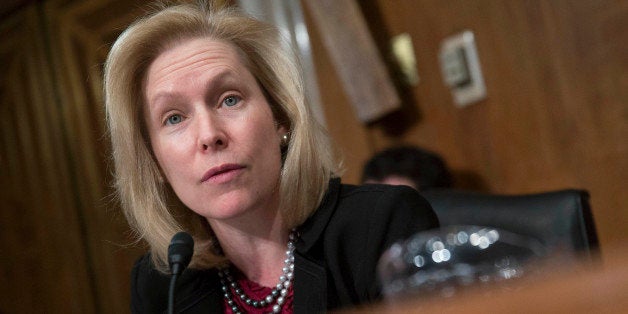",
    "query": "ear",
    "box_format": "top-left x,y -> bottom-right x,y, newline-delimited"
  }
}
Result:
276,123 -> 288,135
